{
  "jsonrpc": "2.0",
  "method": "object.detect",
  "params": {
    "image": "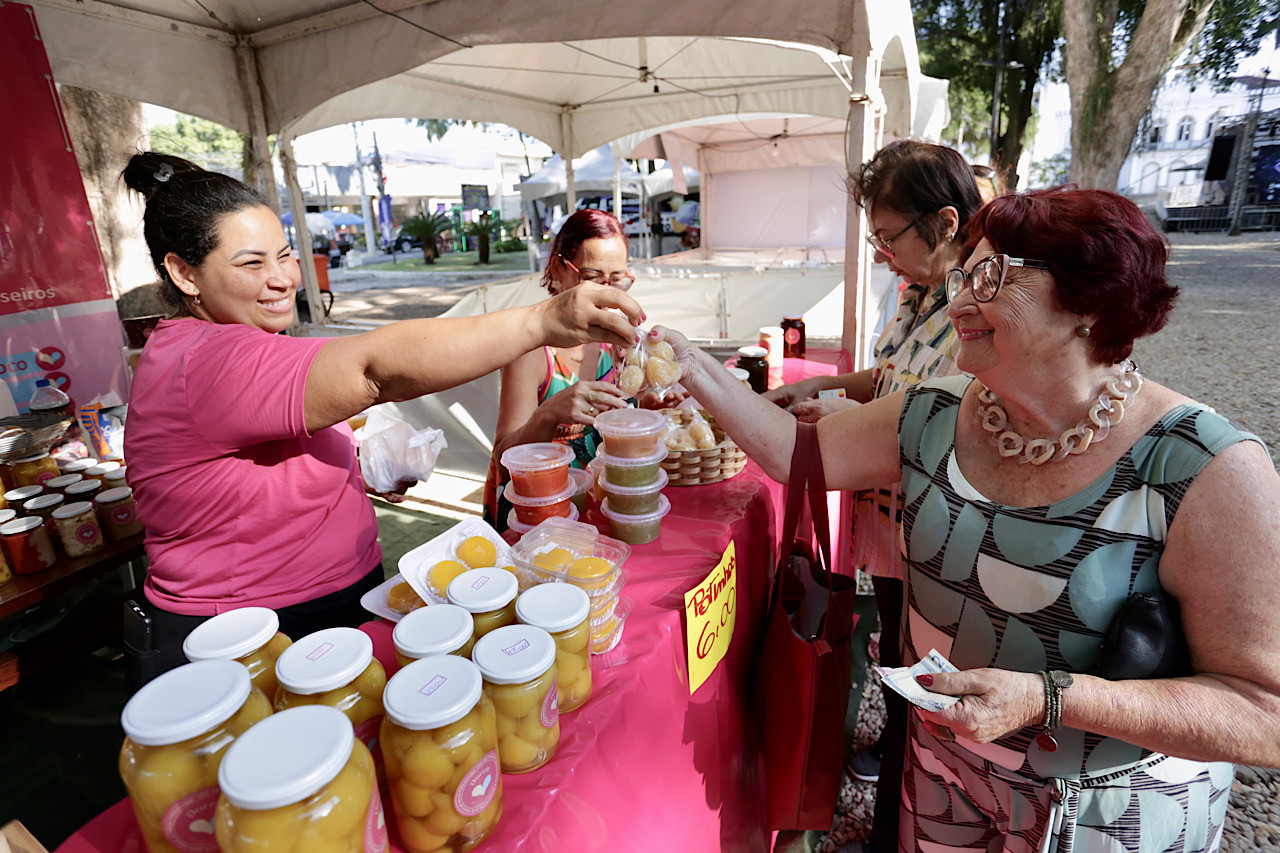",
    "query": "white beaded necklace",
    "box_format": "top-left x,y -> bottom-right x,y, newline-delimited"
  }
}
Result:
976,360 -> 1143,465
